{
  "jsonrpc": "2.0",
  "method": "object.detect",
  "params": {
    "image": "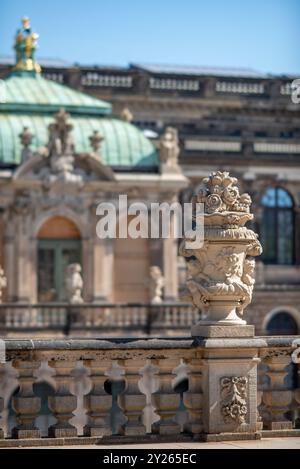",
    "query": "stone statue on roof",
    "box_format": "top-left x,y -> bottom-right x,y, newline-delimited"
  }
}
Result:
14,17 -> 41,73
